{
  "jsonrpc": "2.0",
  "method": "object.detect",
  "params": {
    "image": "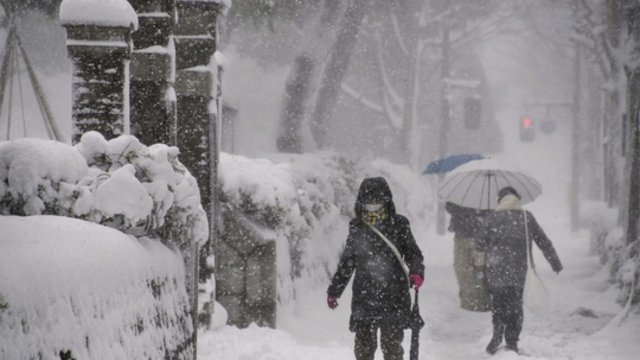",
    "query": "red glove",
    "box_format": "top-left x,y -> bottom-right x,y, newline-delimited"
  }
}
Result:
327,295 -> 339,309
409,274 -> 423,289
